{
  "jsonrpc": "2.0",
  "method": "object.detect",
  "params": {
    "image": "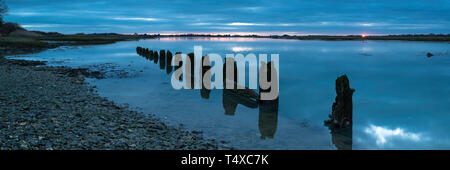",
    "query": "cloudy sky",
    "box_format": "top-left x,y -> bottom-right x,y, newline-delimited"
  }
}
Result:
3,0 -> 450,35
